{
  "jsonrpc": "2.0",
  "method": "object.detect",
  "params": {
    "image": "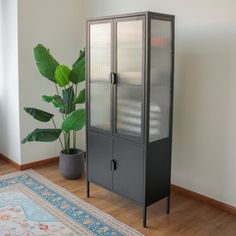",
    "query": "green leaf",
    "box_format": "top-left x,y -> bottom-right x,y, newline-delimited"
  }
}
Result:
34,44 -> 59,82
62,86 -> 75,114
52,95 -> 64,108
69,49 -> 85,84
42,95 -> 65,110
24,107 -> 54,122
73,89 -> 85,104
61,109 -> 85,132
42,95 -> 53,103
55,65 -> 71,87
21,128 -> 61,144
